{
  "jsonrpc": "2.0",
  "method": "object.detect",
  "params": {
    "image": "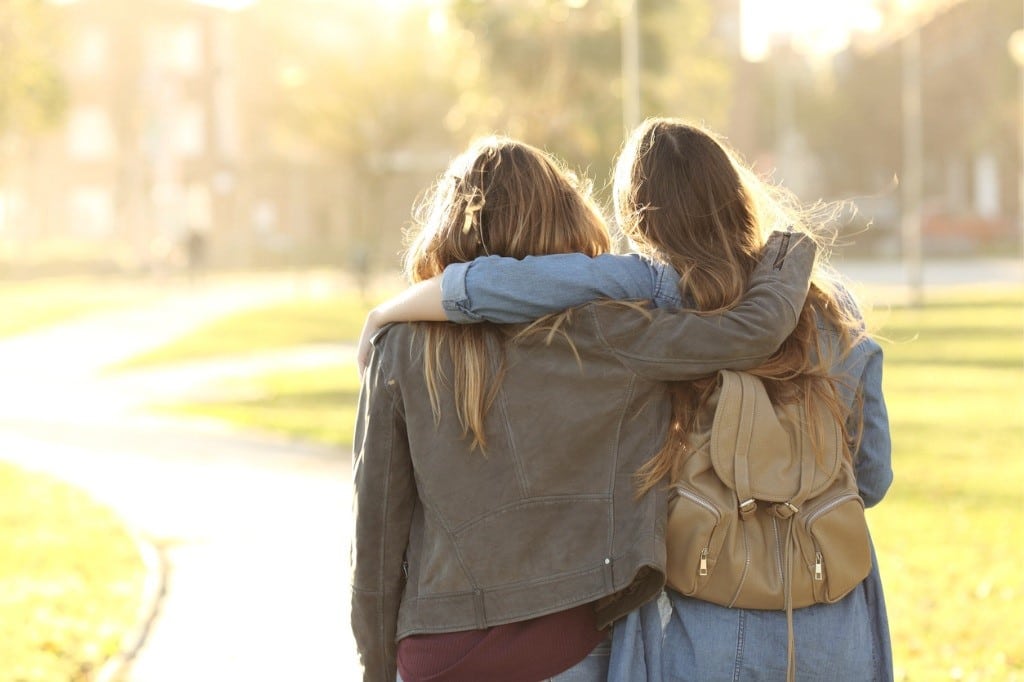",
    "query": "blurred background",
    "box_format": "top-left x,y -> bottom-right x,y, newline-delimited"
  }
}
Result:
1,0 -> 1022,276
0,1 -> 1022,681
